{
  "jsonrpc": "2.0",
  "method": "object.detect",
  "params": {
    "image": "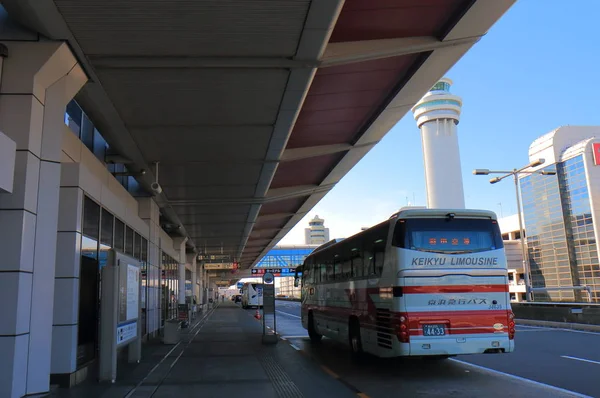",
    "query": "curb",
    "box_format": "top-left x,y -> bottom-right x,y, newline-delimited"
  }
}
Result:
516,319 -> 600,333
